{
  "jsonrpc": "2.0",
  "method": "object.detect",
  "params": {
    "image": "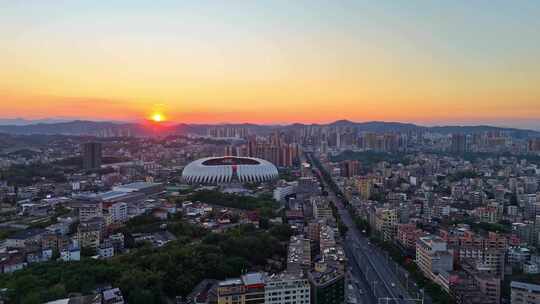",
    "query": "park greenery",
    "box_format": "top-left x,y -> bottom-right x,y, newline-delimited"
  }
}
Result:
446,170 -> 481,182
187,190 -> 279,217
448,217 -> 512,234
0,216 -> 292,304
